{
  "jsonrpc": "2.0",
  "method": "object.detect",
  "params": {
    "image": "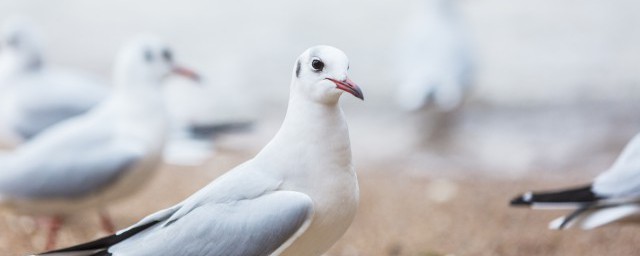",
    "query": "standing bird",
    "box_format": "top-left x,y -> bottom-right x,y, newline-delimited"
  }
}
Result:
36,45 -> 363,256
511,133 -> 640,229
162,119 -> 254,166
395,0 -> 473,112
0,16 -> 108,146
0,36 -> 199,250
